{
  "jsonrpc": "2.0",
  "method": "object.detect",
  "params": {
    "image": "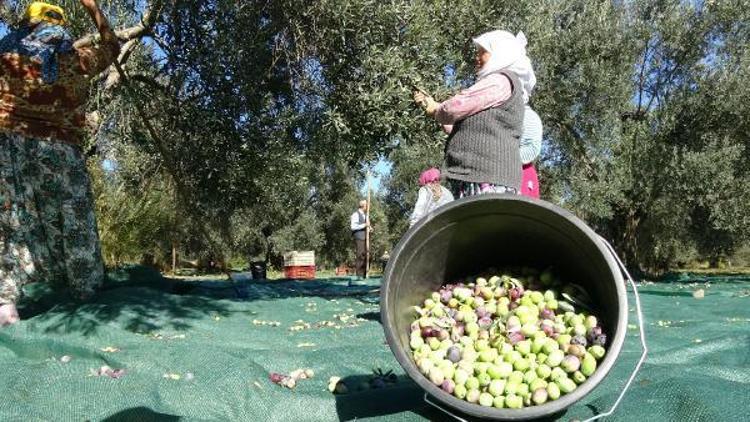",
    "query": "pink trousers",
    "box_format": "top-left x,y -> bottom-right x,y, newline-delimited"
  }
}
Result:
521,163 -> 540,199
